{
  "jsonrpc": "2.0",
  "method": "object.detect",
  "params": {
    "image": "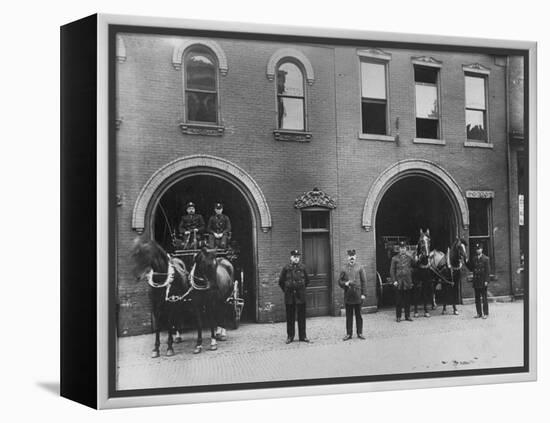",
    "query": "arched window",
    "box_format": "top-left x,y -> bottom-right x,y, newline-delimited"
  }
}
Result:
277,61 -> 305,131
184,48 -> 218,124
